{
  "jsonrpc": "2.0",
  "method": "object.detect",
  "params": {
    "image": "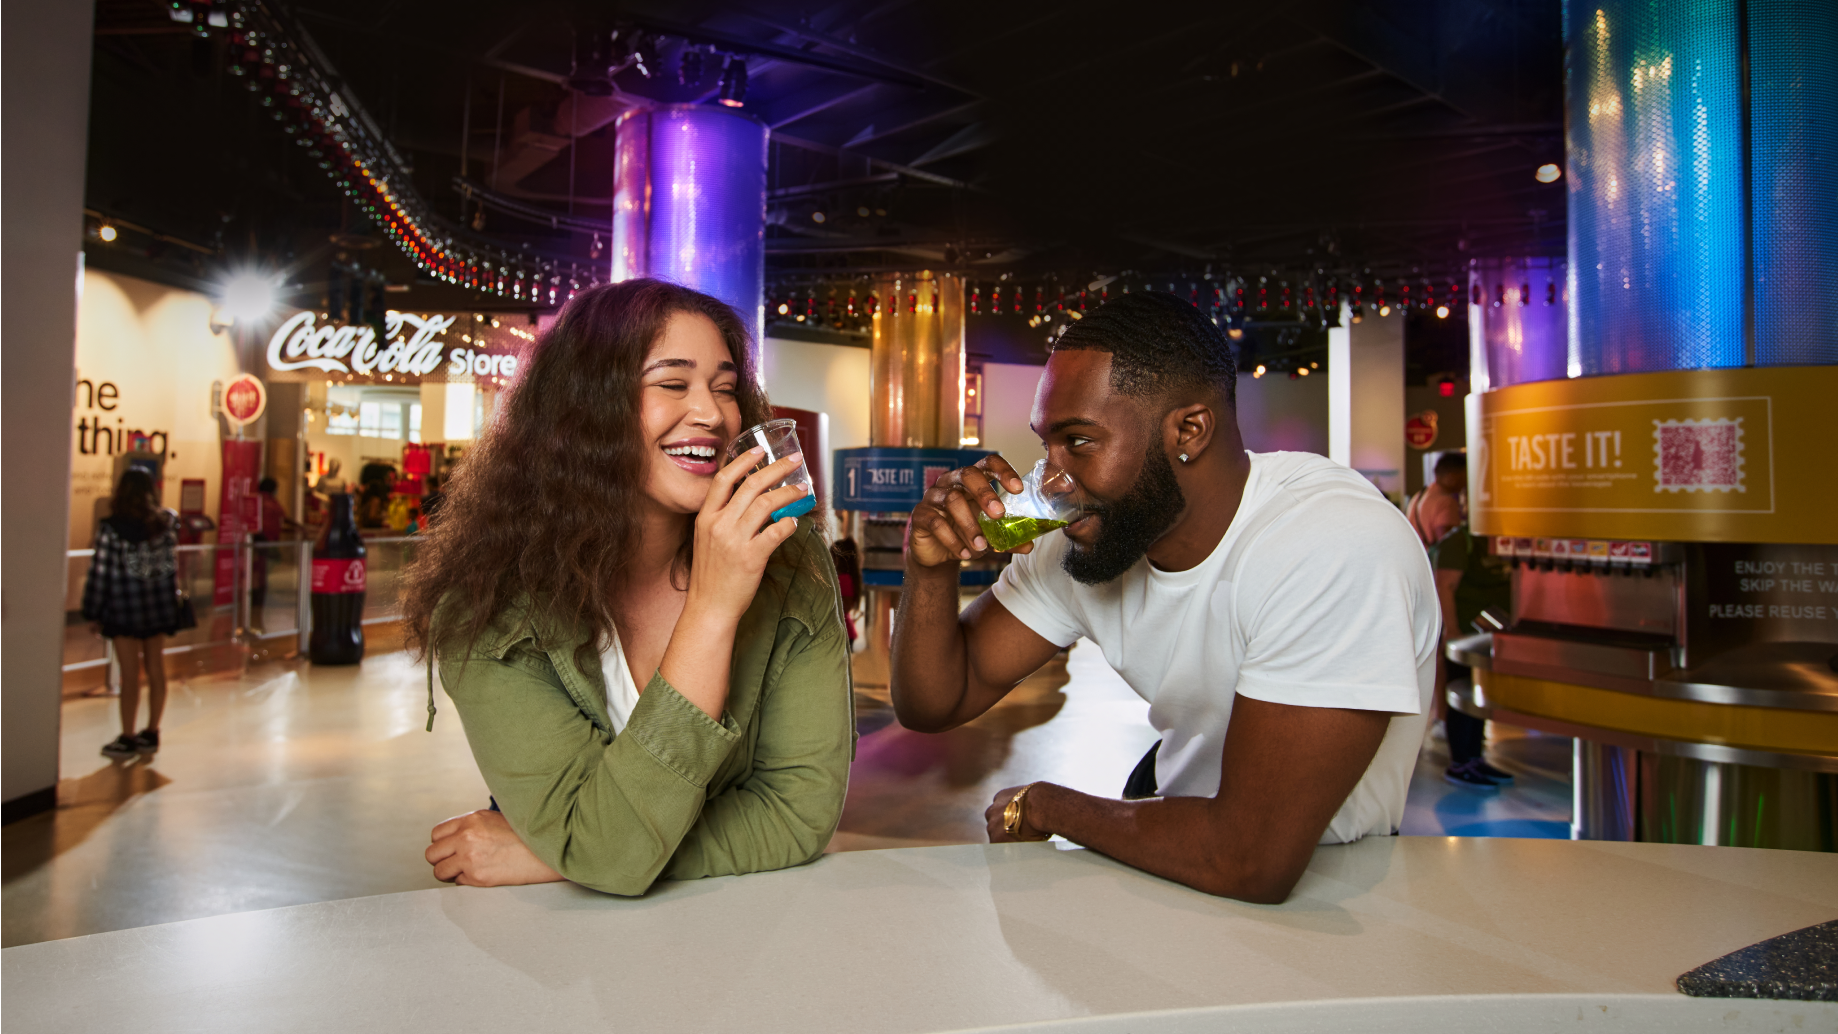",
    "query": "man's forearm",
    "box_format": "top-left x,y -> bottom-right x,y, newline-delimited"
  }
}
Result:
1025,785 -> 1299,903
889,559 -> 972,731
